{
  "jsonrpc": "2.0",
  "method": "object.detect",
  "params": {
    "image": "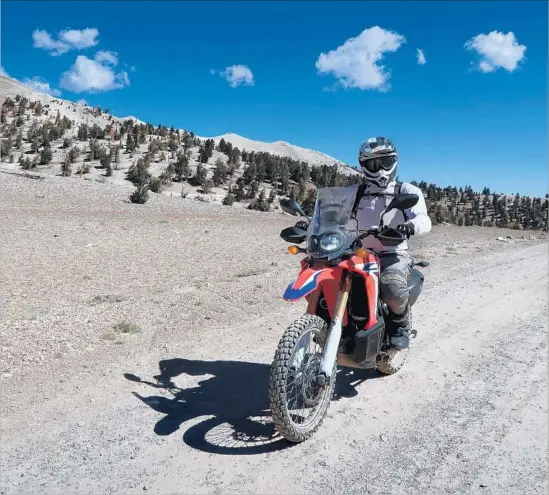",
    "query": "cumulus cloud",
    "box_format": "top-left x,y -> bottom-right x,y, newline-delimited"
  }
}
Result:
464,30 -> 526,73
60,51 -> 130,93
416,48 -> 427,65
32,27 -> 99,56
219,65 -> 255,87
22,76 -> 62,96
315,26 -> 405,91
94,50 -> 119,66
